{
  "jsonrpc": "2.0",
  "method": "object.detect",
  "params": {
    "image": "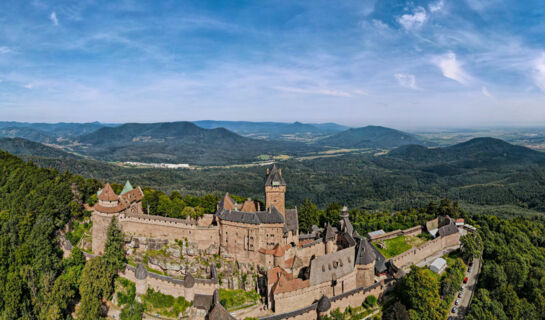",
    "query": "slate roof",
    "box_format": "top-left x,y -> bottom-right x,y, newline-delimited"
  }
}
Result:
207,289 -> 235,320
355,238 -> 376,265
309,246 -> 355,286
265,164 -> 286,187
317,295 -> 331,313
194,294 -> 213,311
370,245 -> 387,274
184,273 -> 195,288
284,208 -> 298,234
438,222 -> 458,237
135,263 -> 148,280
324,223 -> 336,241
217,205 -> 284,225
98,183 -> 118,201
